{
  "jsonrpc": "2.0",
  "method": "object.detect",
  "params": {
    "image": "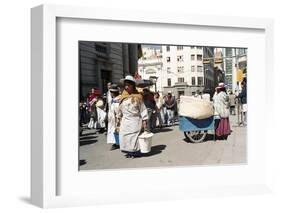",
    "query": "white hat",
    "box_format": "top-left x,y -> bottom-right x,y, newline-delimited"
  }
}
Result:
120,75 -> 136,84
109,84 -> 119,92
218,82 -> 225,88
168,90 -> 172,94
